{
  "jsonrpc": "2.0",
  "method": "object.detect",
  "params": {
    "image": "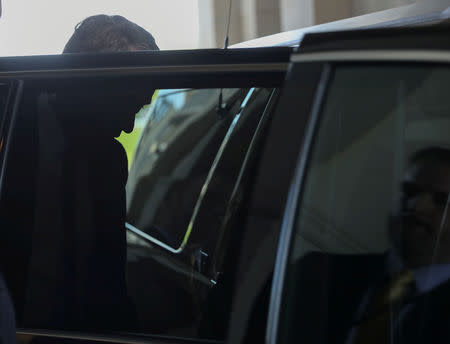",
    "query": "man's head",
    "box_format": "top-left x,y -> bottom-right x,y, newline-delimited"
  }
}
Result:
62,15 -> 158,137
63,14 -> 159,53
389,147 -> 450,268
